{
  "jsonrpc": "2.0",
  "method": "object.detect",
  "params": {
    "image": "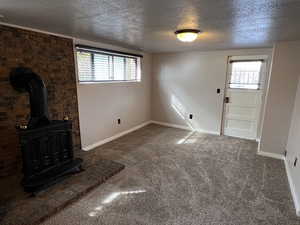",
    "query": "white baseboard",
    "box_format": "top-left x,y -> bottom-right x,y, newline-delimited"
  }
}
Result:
83,120 -> 220,151
150,120 -> 220,135
257,150 -> 300,216
284,159 -> 300,216
256,150 -> 285,160
151,120 -> 191,131
82,121 -> 151,151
